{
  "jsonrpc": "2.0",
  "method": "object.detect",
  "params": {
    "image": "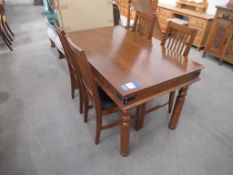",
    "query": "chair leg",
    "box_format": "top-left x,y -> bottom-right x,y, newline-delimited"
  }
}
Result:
79,86 -> 84,114
49,39 -> 55,48
1,28 -> 12,45
95,112 -> 102,145
2,34 -> 13,51
168,91 -> 176,113
70,76 -> 76,99
5,21 -> 14,36
202,51 -> 206,58
84,91 -> 89,123
57,49 -> 65,59
0,29 -> 13,51
2,23 -> 13,41
135,103 -> 146,131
